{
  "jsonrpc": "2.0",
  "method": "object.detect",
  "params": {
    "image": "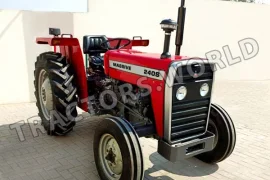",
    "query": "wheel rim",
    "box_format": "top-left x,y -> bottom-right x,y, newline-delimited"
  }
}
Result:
99,134 -> 123,180
38,69 -> 53,120
208,120 -> 219,148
